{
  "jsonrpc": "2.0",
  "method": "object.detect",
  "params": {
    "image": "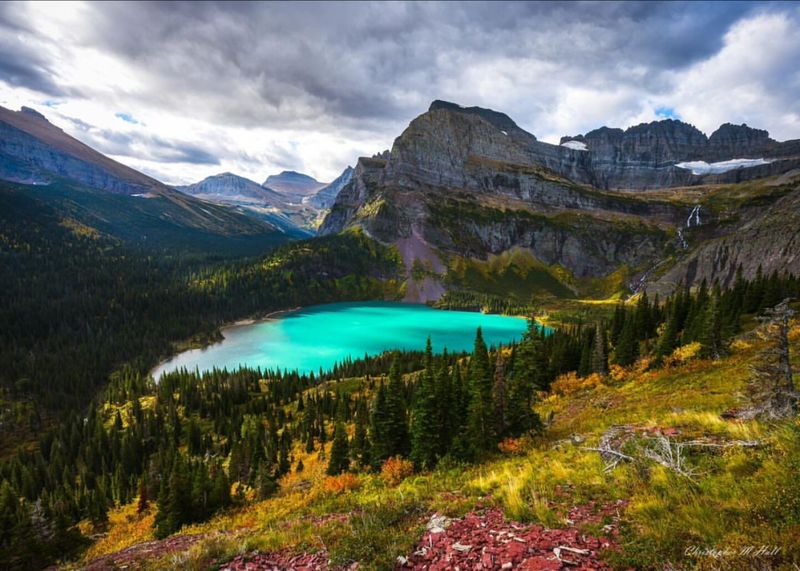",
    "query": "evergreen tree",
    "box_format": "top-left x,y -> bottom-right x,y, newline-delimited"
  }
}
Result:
698,286 -> 724,359
433,354 -> 453,455
410,339 -> 440,469
326,423 -> 350,475
350,405 -> 371,469
384,354 -> 410,458
369,380 -> 390,468
466,328 -> 495,456
492,352 -> 508,438
591,322 -> 608,375
613,314 -> 639,367
136,477 -> 149,515
506,323 -> 542,436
